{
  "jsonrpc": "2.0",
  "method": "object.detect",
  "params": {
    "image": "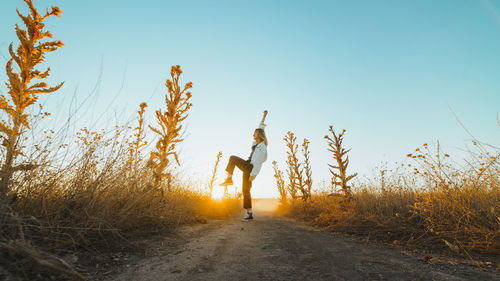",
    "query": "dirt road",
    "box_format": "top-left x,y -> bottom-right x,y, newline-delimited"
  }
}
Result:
108,203 -> 499,281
